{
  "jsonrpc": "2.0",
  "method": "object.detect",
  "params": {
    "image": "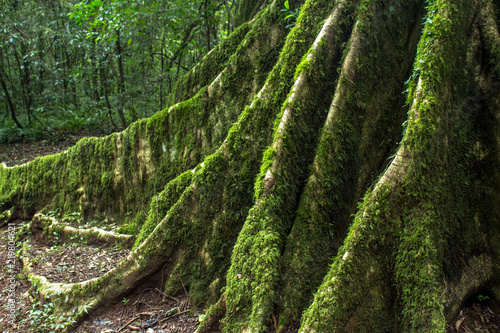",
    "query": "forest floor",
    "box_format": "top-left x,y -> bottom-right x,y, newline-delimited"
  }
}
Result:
0,131 -> 108,167
0,134 -> 500,332
0,132 -> 203,332
0,219 -> 201,333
